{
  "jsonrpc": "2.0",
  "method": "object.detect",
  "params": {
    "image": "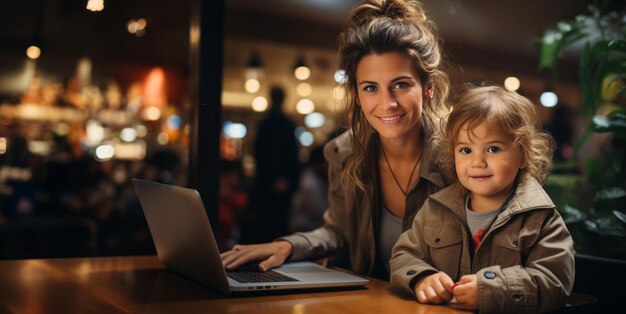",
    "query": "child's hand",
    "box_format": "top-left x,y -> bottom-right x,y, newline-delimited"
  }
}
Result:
450,274 -> 478,311
413,271 -> 455,304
